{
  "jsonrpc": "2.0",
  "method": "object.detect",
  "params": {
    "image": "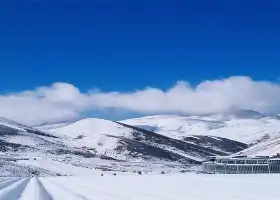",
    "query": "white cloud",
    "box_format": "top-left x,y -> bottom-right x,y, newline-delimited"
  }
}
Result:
1,76 -> 280,125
